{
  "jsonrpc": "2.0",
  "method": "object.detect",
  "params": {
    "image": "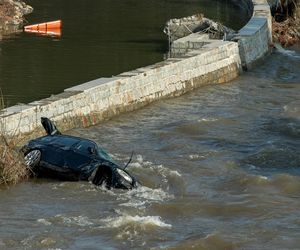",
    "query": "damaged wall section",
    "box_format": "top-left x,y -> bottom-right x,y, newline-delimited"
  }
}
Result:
166,0 -> 271,69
